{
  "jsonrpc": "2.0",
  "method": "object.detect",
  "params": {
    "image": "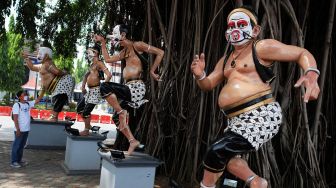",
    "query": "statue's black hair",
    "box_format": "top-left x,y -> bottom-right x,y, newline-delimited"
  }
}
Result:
90,43 -> 101,56
42,40 -> 52,49
119,24 -> 129,35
